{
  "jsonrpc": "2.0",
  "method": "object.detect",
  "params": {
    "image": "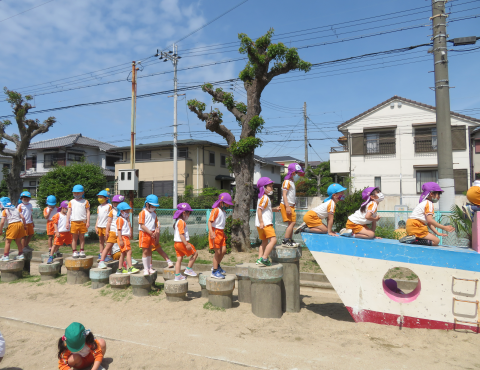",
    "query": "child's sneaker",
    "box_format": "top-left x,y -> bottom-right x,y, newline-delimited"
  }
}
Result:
184,268 -> 197,277
174,274 -> 186,281
72,251 -> 79,259
339,228 -> 353,237
97,253 -> 102,262
128,267 -> 139,274
167,260 -> 174,268
399,235 -> 416,244
462,204 -> 474,222
47,256 -> 54,264
16,254 -> 24,260
256,257 -> 271,267
218,265 -> 227,276
148,268 -> 156,275
283,239 -> 297,248
79,251 -> 86,258
294,222 -> 307,235
131,258 -> 138,264
1,255 -> 9,262
98,261 -> 107,269
56,252 -> 63,257
211,269 -> 225,279
411,238 -> 433,246
104,255 -> 113,263
116,268 -> 125,274
144,269 -> 150,276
